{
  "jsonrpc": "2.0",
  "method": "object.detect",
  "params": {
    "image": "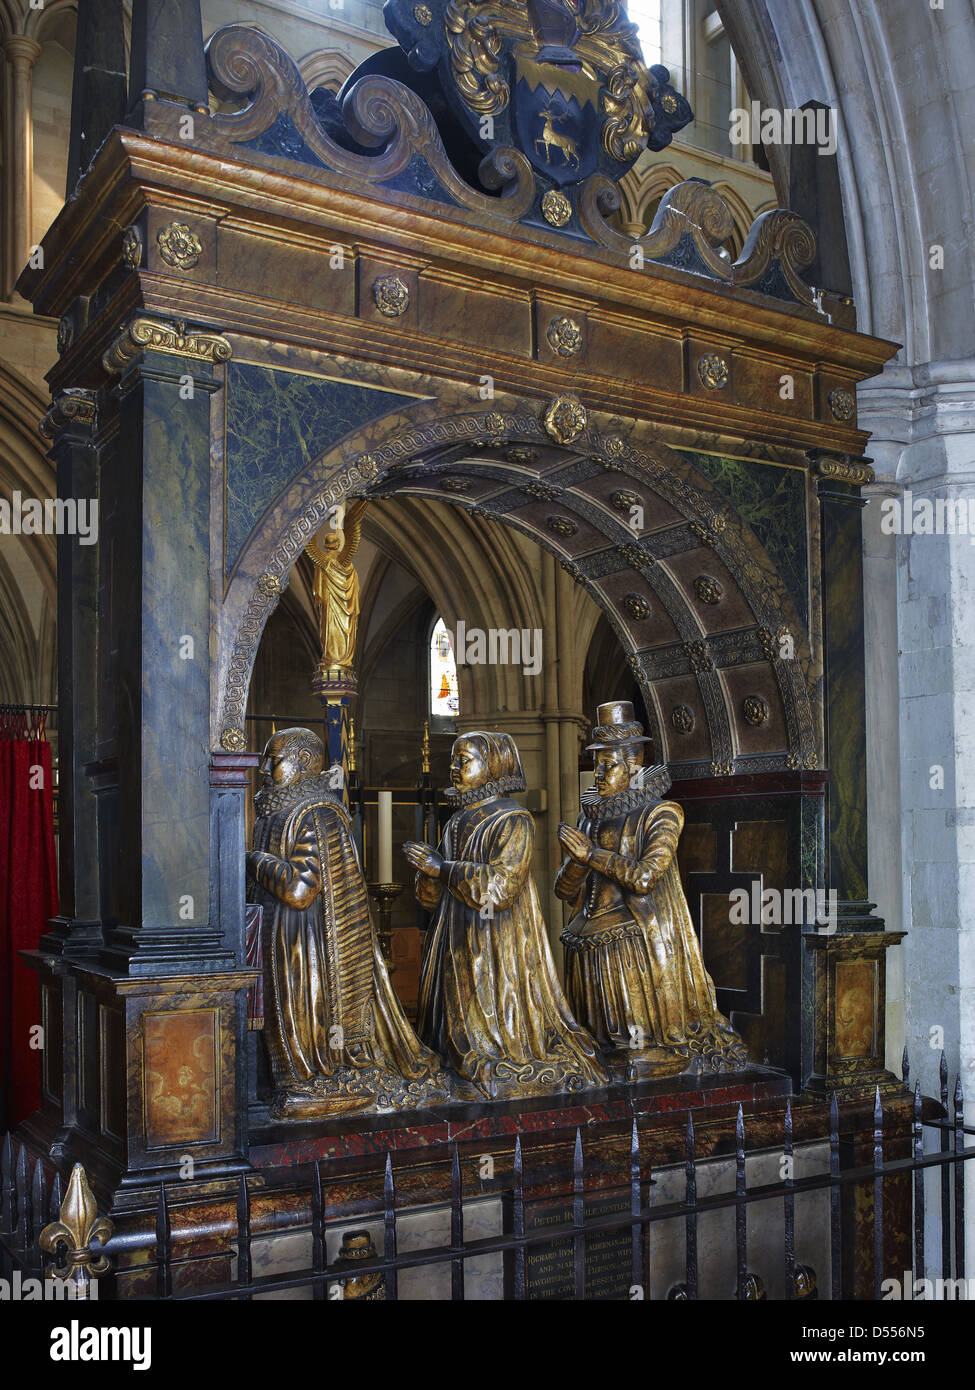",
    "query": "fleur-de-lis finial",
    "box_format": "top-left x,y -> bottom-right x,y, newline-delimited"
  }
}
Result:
40,1163 -> 114,1295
